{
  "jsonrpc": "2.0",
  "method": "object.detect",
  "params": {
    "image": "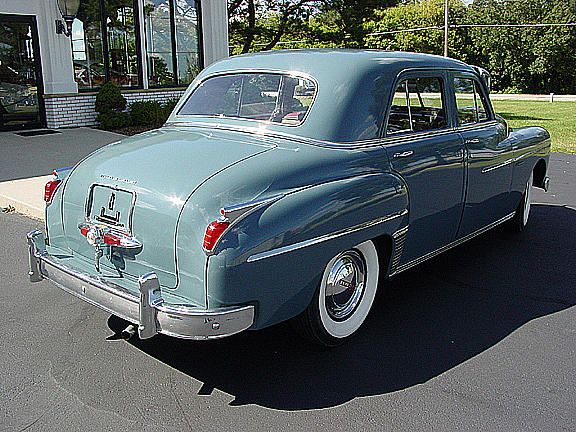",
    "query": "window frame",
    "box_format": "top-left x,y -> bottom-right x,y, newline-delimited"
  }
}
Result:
382,70 -> 450,139
451,72 -> 495,127
174,70 -> 319,128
